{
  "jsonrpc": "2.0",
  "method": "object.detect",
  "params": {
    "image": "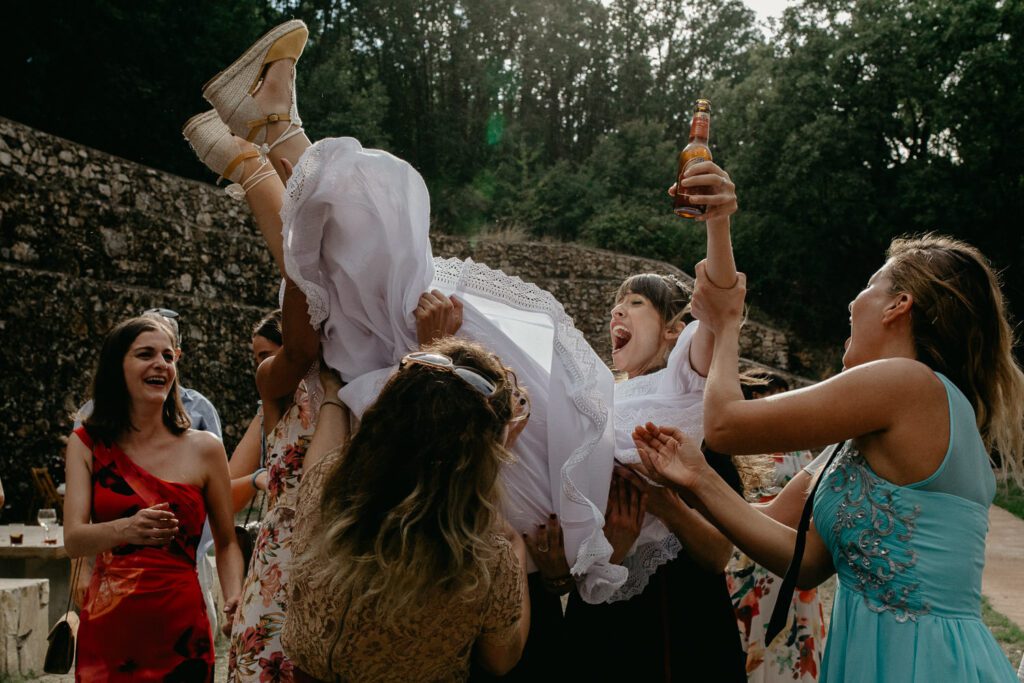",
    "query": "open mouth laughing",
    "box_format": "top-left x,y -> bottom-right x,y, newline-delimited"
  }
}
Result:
611,324 -> 632,354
